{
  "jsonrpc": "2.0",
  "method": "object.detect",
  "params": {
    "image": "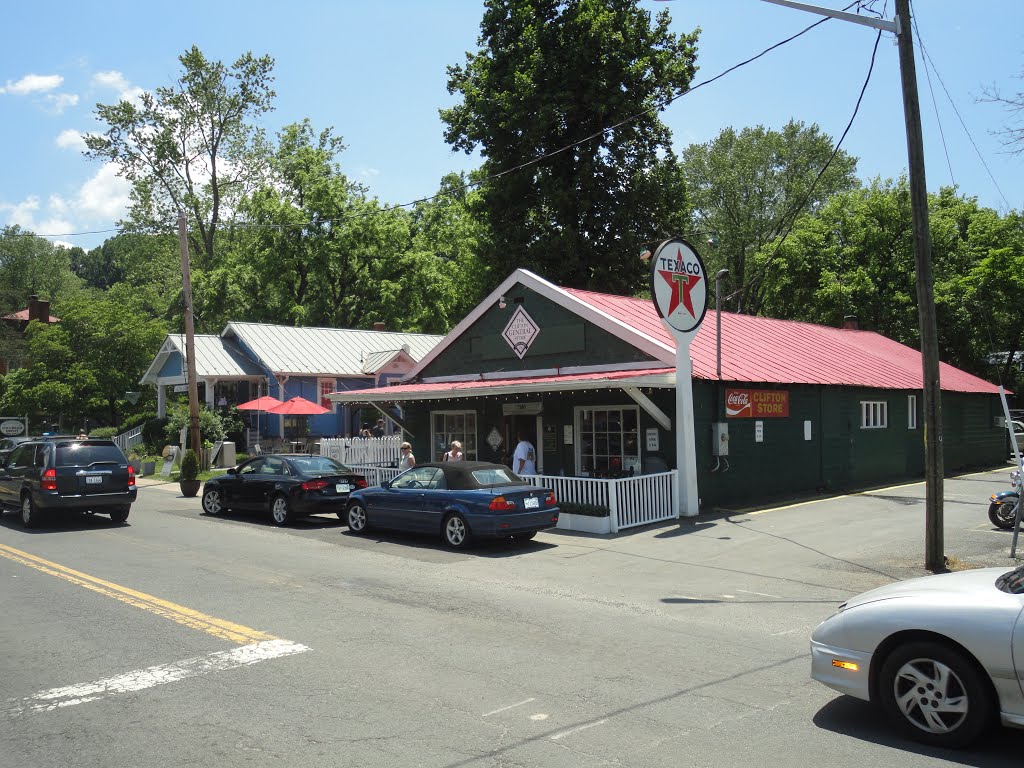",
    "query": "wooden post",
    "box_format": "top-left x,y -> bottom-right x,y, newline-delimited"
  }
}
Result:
177,212 -> 202,457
